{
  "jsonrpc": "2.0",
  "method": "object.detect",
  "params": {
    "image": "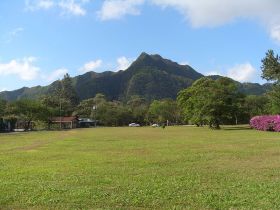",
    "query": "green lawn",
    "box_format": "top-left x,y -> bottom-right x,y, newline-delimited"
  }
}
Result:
1,126 -> 280,209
